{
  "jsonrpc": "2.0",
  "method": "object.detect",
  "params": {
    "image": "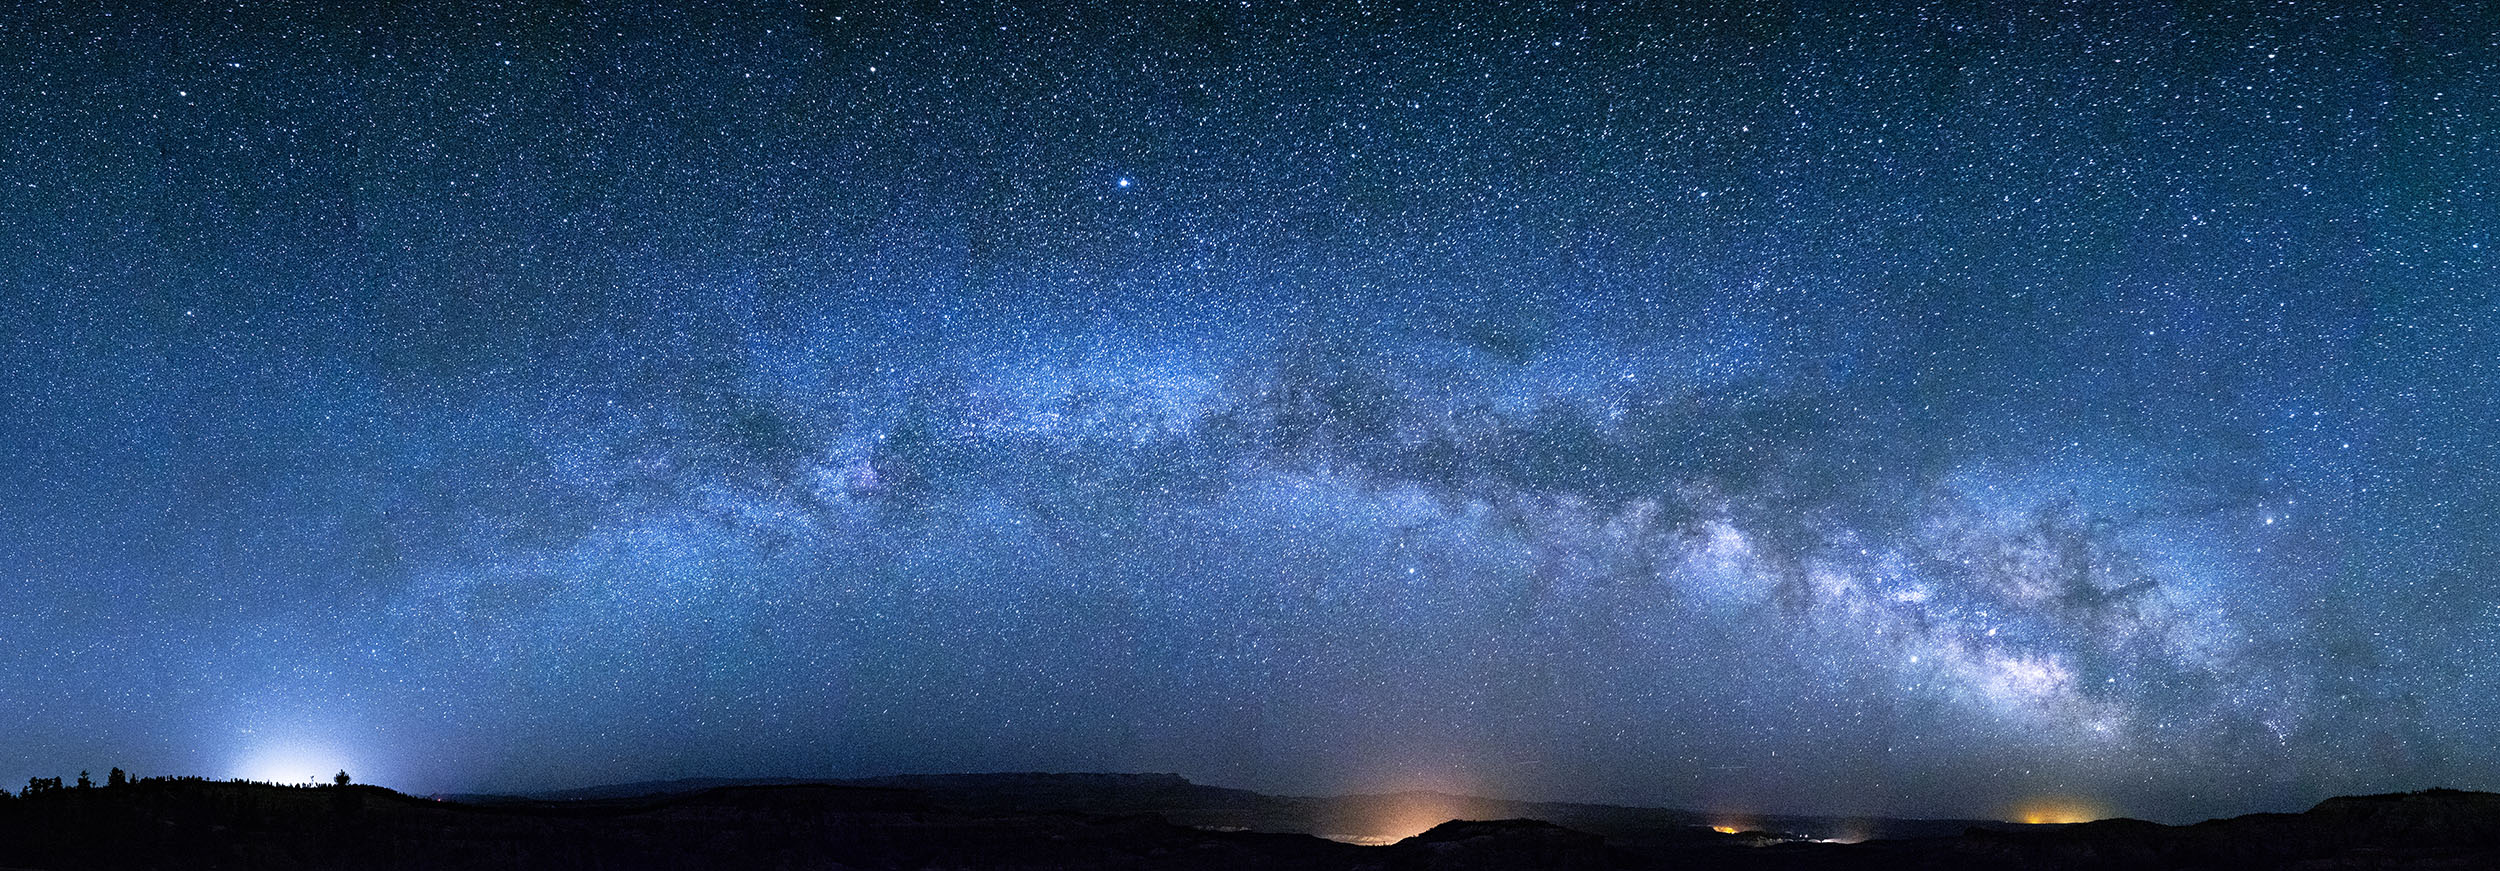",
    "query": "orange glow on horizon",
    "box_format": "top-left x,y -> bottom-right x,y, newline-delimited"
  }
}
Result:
1315,762 -> 1493,845
1317,791 -> 1469,845
1706,807 -> 1761,836
2011,797 -> 2107,825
